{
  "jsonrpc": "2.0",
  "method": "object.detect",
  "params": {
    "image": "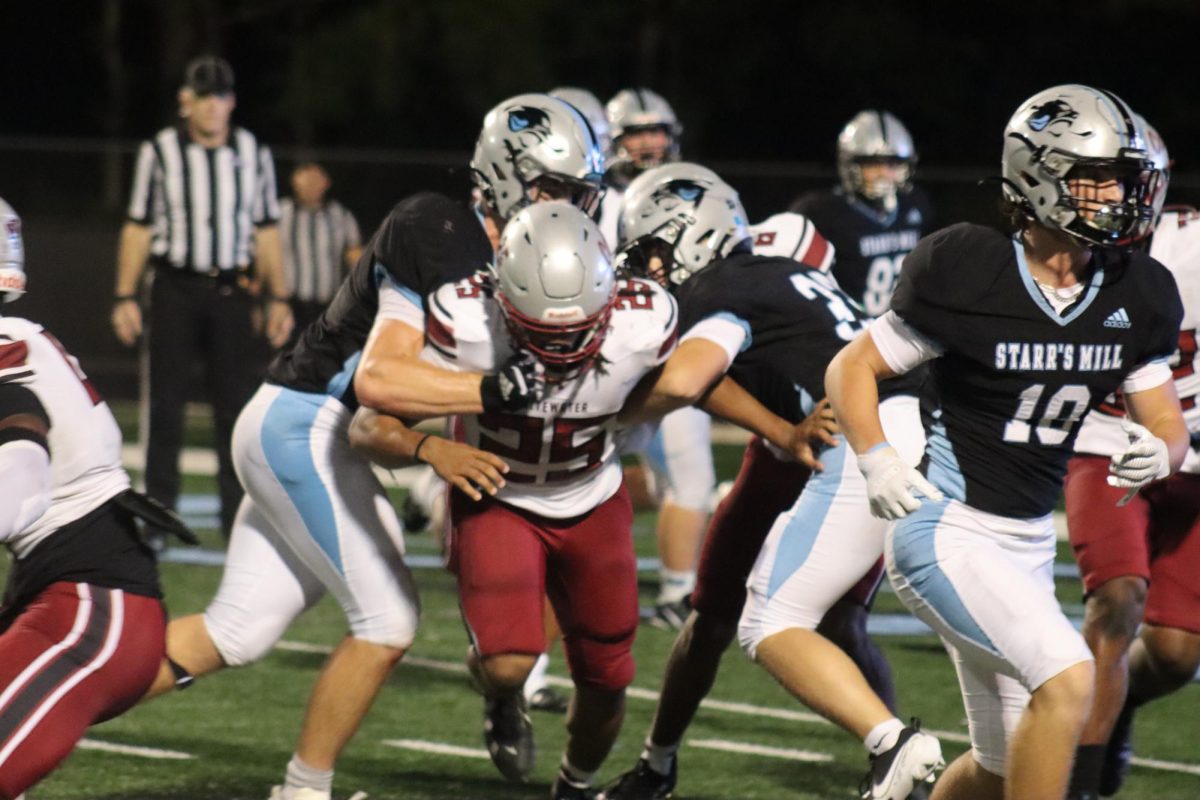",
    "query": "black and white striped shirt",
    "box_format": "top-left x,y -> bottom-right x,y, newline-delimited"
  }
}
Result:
279,198 -> 361,303
126,125 -> 280,271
